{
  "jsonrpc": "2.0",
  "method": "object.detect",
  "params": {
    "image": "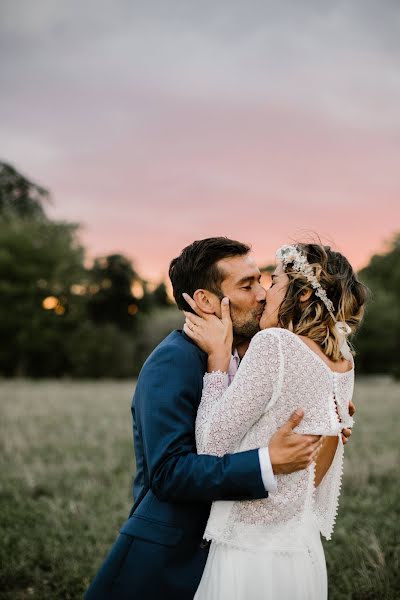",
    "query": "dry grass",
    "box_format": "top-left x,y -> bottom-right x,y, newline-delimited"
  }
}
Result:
323,377 -> 400,599
0,378 -> 399,599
